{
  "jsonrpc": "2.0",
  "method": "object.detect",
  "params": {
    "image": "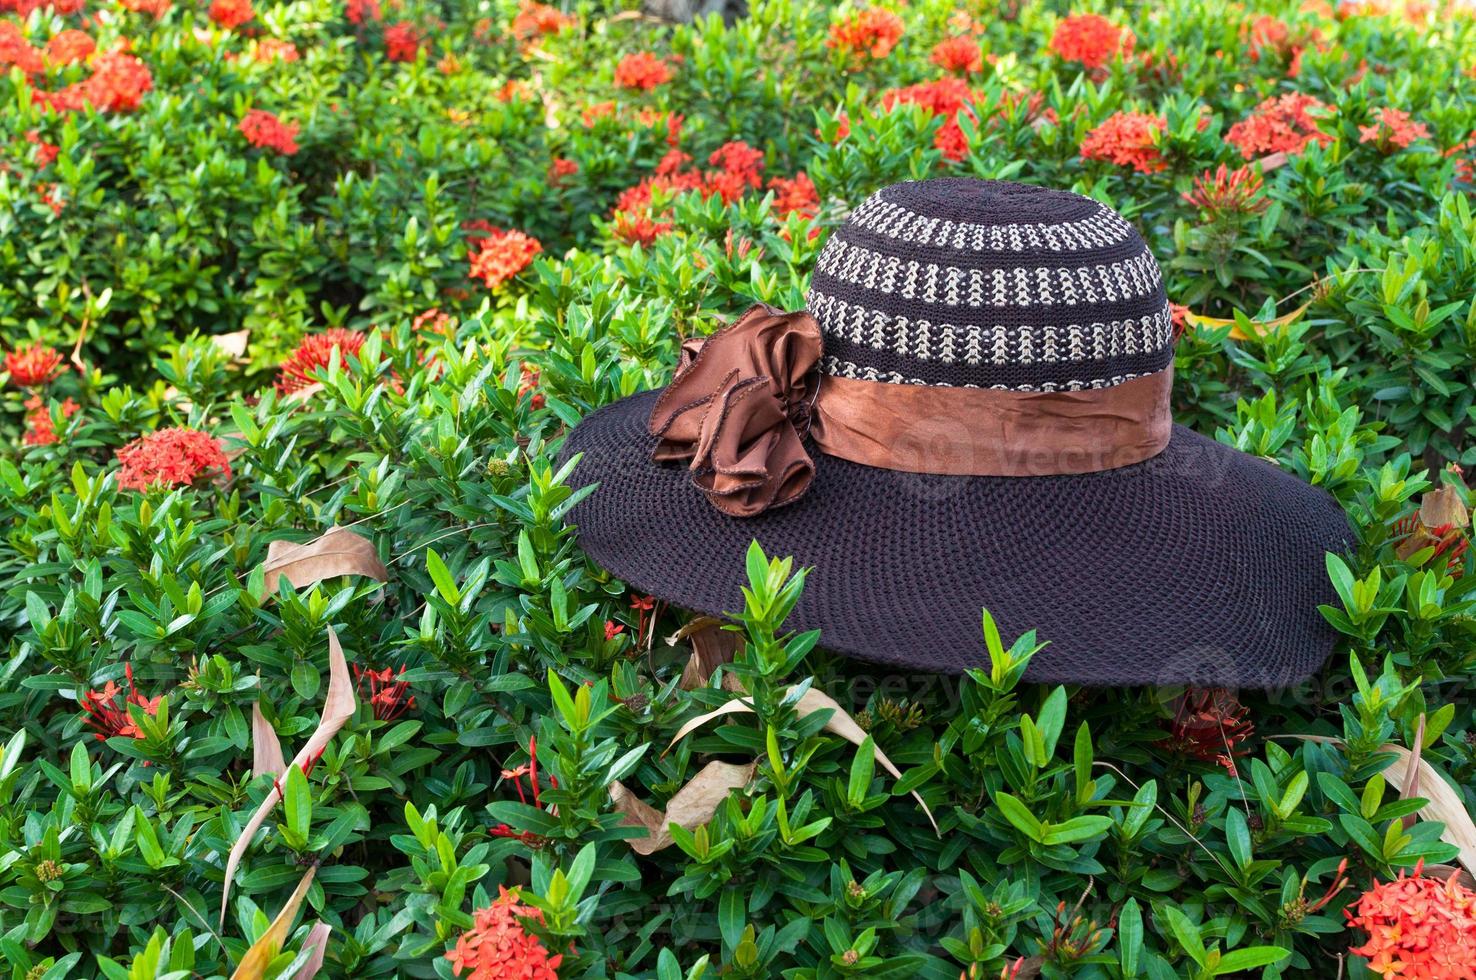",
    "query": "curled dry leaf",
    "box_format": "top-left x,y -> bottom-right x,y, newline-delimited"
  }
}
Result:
1294,733 -> 1476,877
1394,480 -> 1471,562
260,525 -> 388,597
667,686 -> 938,833
251,701 -> 287,780
672,618 -> 741,692
221,627 -> 357,927
212,329 -> 251,360
229,865 -> 317,980
1185,301 -> 1310,341
610,760 -> 756,855
295,921 -> 332,980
